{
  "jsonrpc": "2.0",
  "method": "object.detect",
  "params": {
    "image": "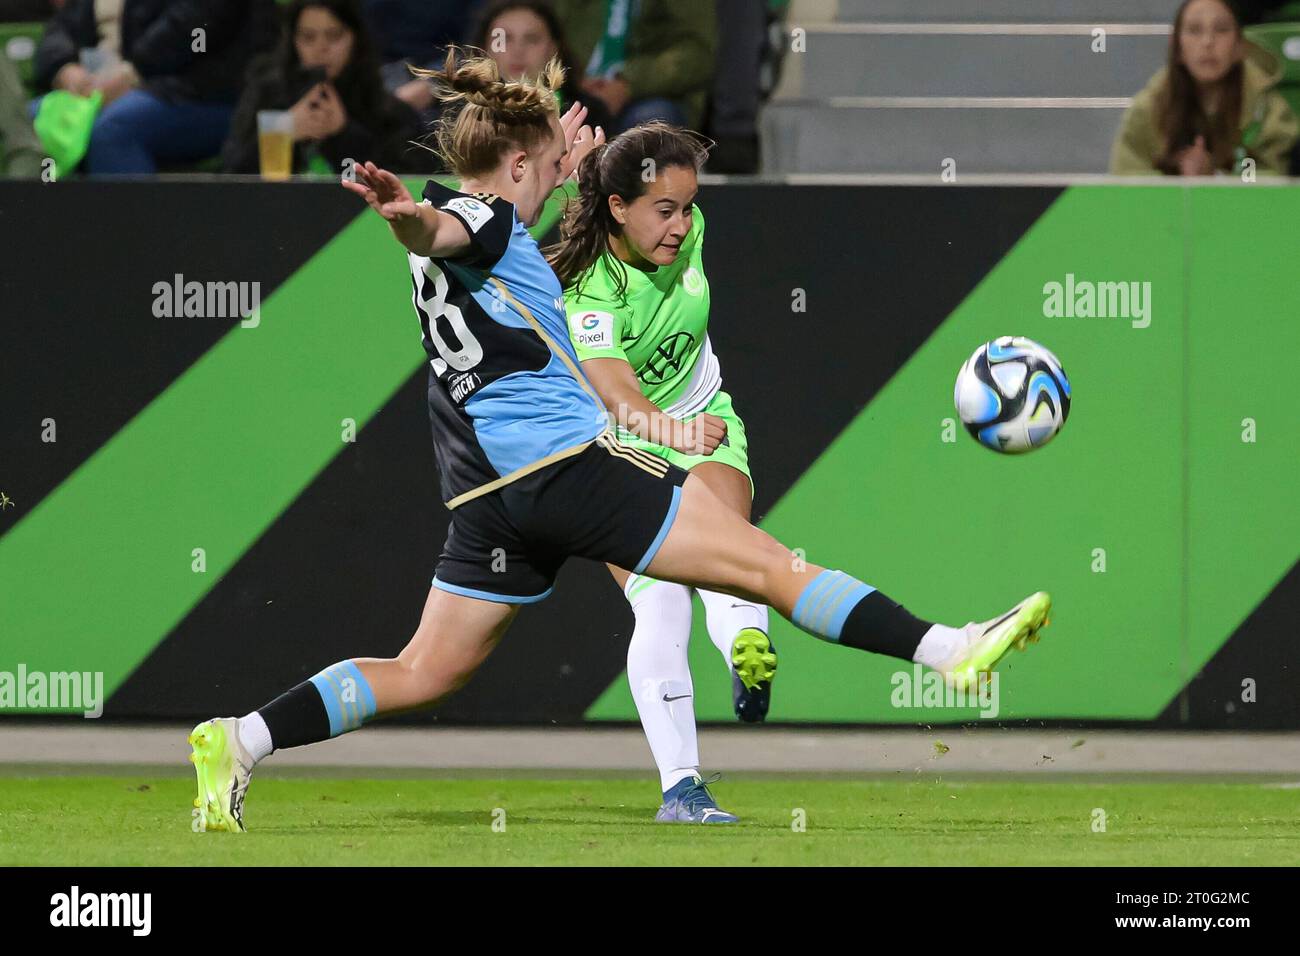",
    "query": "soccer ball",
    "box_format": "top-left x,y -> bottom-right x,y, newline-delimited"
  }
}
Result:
954,336 -> 1071,453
